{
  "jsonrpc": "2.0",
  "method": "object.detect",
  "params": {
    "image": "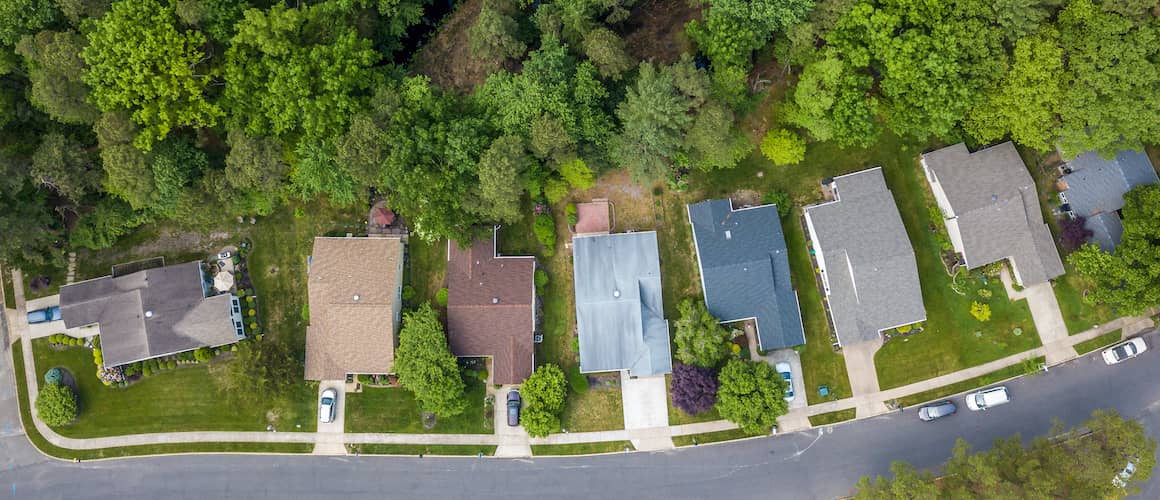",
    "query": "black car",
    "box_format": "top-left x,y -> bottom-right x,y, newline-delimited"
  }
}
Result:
507,390 -> 522,426
918,400 -> 957,421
